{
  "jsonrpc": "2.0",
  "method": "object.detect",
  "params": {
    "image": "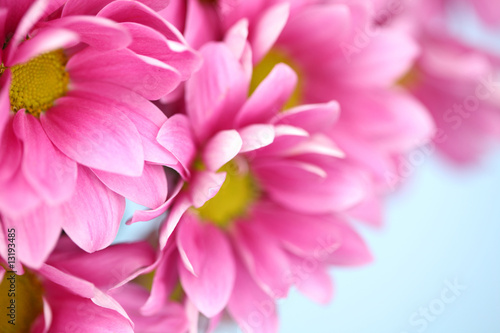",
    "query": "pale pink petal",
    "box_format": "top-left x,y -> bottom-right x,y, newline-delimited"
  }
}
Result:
273,101 -> 340,134
41,96 -> 144,177
68,48 -> 181,100
227,261 -> 279,333
237,63 -> 297,127
178,214 -> 235,317
60,166 -> 125,253
157,114 -> 196,178
2,205 -> 62,269
238,124 -> 275,153
62,0 -> 170,16
93,164 -> 167,209
288,254 -> 334,304
202,130 -> 243,172
158,192 -> 192,249
250,3 -> 290,63
188,171 -> 226,209
326,221 -> 372,266
13,110 -> 77,205
183,0 -> 220,49
224,19 -> 249,61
